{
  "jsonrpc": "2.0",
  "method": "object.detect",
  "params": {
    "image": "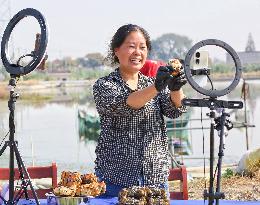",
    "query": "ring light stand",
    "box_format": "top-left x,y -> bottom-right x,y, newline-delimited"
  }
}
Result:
0,8 -> 48,205
182,39 -> 243,205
